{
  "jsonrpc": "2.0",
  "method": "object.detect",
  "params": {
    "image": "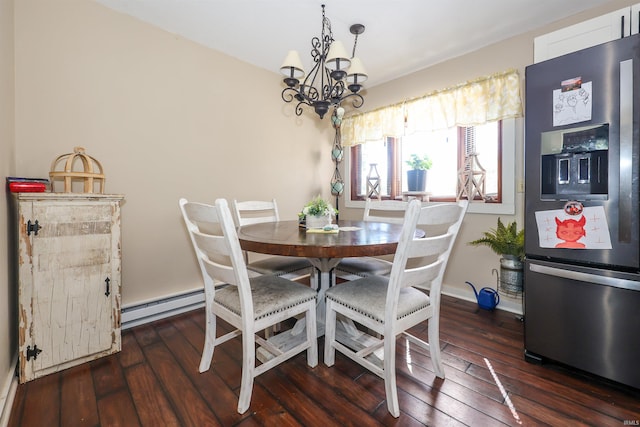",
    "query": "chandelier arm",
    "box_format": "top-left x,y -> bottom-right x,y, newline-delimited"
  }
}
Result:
281,87 -> 299,103
310,37 -> 322,65
282,86 -> 315,106
340,92 -> 365,109
326,80 -> 345,103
